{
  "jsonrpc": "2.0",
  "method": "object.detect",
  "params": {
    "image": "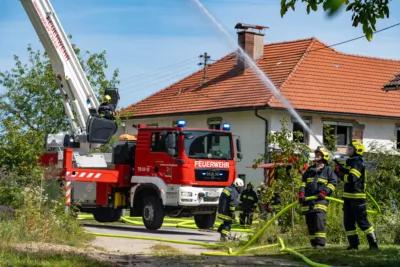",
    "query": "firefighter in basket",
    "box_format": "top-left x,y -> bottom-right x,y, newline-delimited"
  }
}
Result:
98,95 -> 116,121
